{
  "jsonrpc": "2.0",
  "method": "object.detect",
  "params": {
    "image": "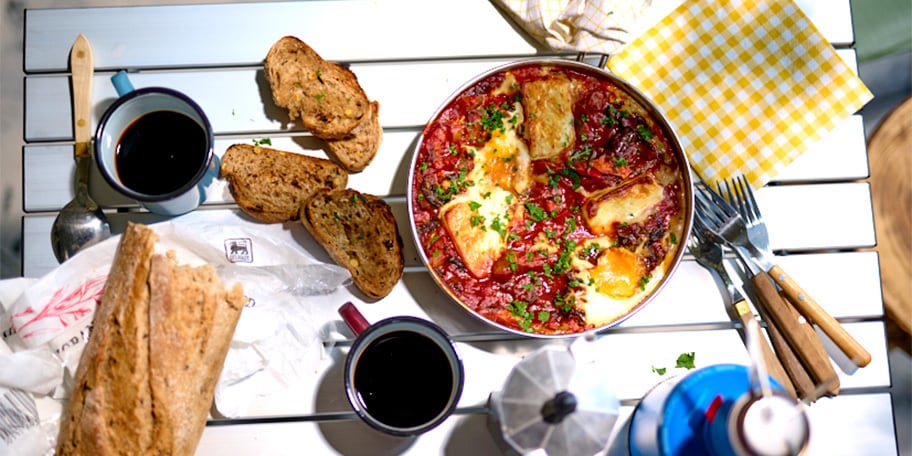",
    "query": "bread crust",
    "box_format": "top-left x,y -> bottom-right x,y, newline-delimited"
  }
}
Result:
56,222 -> 157,456
55,223 -> 246,455
324,101 -> 382,172
148,255 -> 245,455
301,189 -> 404,298
265,36 -> 370,139
221,143 -> 348,223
